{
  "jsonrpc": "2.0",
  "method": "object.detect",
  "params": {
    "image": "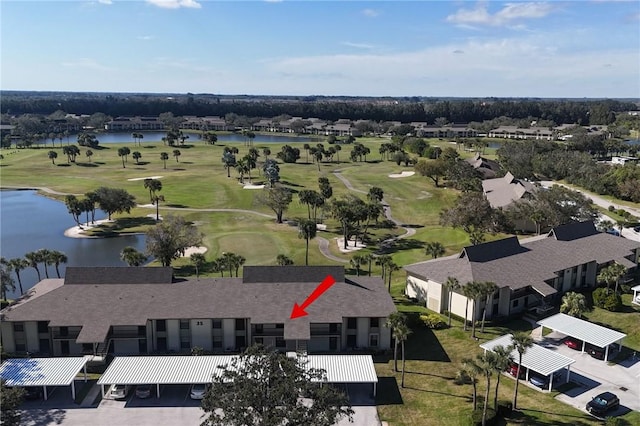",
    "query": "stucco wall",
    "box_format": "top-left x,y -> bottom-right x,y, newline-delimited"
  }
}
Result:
191,319 -> 212,351
167,320 -> 180,352
1,322 -> 15,353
